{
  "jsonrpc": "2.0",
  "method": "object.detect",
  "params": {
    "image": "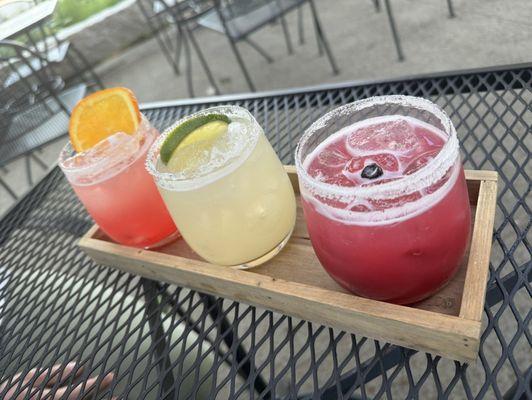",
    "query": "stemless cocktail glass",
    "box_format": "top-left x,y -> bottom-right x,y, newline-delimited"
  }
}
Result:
146,105 -> 296,268
59,115 -> 179,248
295,95 -> 471,304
